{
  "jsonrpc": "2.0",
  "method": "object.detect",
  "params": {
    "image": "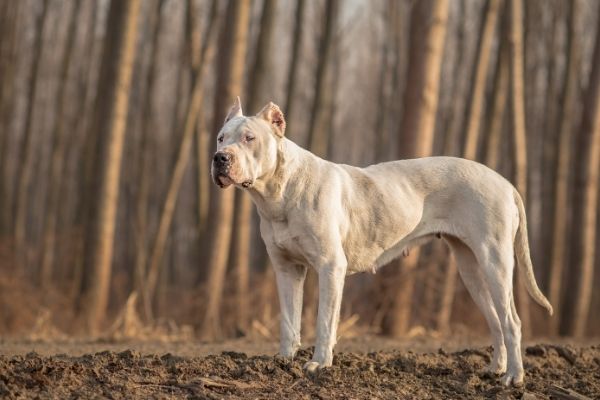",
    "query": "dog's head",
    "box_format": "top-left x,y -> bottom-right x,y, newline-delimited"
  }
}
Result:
212,97 -> 286,189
